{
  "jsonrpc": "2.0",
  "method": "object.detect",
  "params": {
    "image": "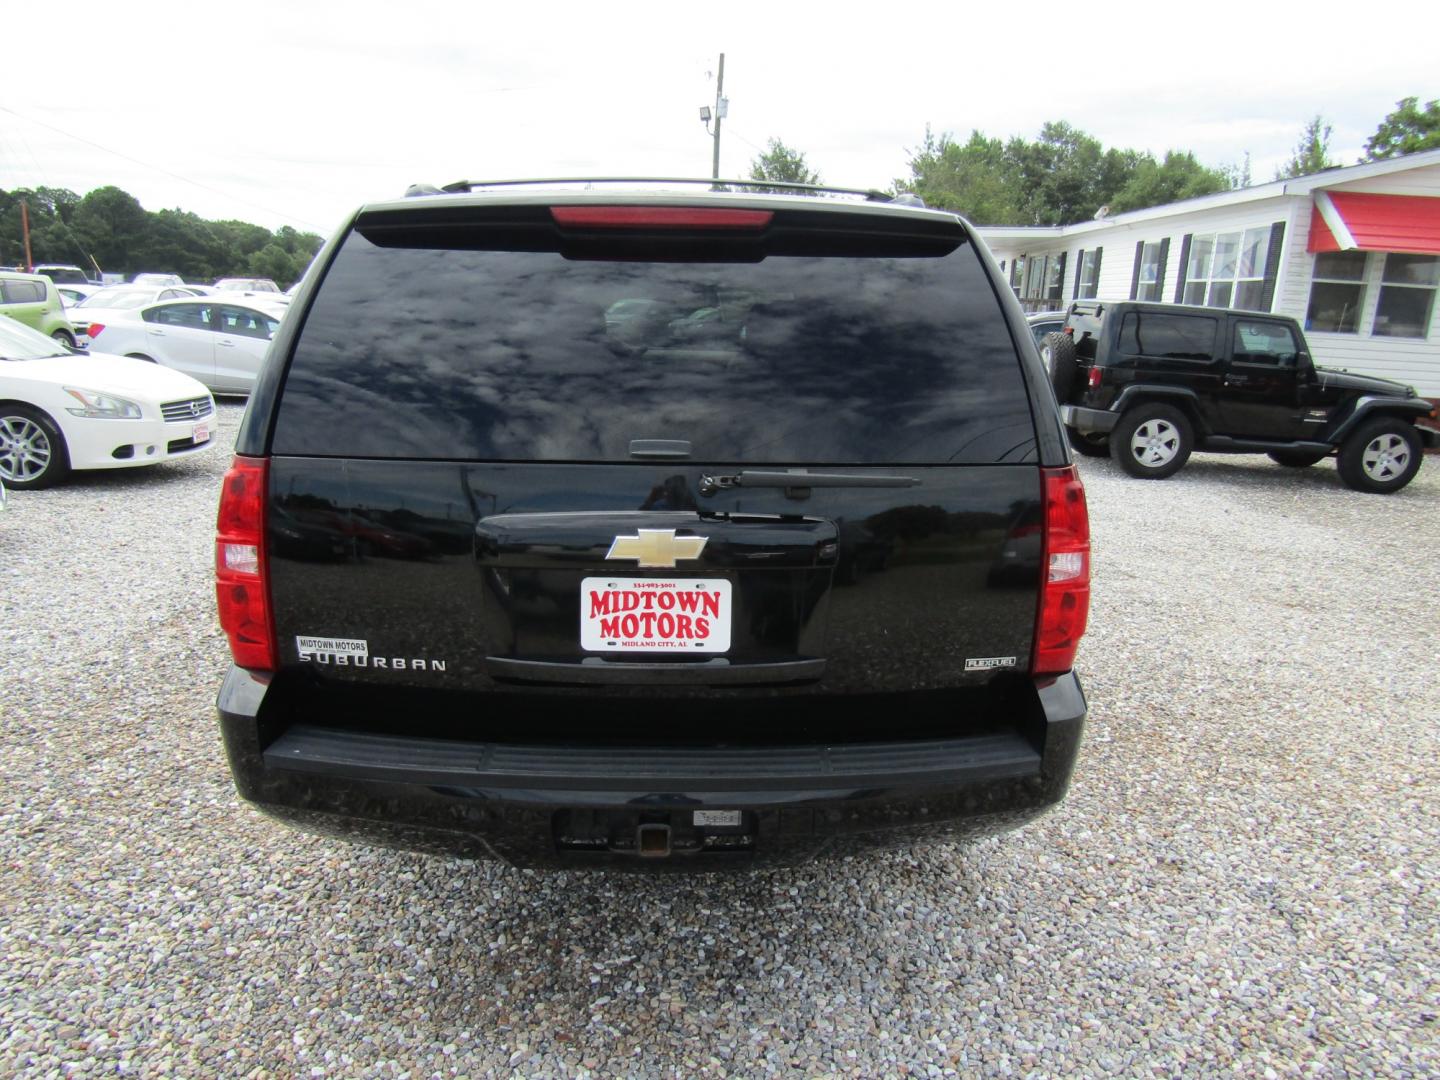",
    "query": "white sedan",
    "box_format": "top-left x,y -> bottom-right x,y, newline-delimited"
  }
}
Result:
85,296 -> 287,395
69,284 -> 210,345
0,316 -> 216,490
